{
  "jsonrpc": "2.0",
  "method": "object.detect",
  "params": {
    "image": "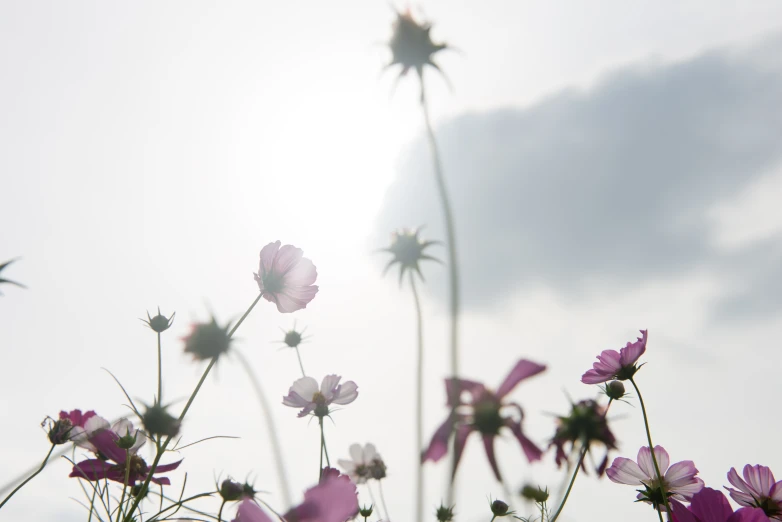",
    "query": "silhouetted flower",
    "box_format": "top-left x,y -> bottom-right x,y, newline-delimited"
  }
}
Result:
183,317 -> 232,361
382,227 -> 440,284
582,330 -> 648,384
141,403 -> 181,438
550,399 -> 617,476
142,307 -> 176,333
387,9 -> 447,80
254,241 -> 318,313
